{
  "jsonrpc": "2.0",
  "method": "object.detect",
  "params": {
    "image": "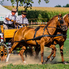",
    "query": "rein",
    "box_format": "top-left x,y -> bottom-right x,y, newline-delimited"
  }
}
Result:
14,34 -> 67,42
14,25 -> 67,43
